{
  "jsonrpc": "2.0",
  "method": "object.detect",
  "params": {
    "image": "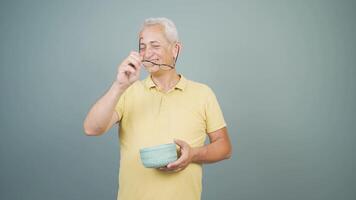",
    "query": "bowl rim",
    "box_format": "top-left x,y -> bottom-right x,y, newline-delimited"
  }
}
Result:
140,143 -> 176,152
